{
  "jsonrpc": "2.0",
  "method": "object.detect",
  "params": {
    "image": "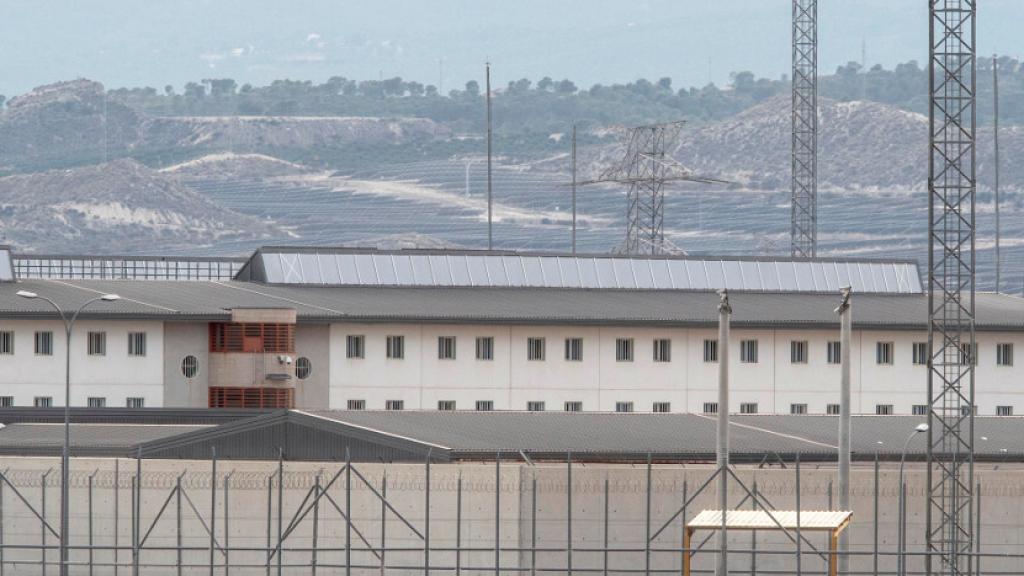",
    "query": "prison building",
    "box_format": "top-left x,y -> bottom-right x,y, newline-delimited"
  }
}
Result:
0,245 -> 1021,415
